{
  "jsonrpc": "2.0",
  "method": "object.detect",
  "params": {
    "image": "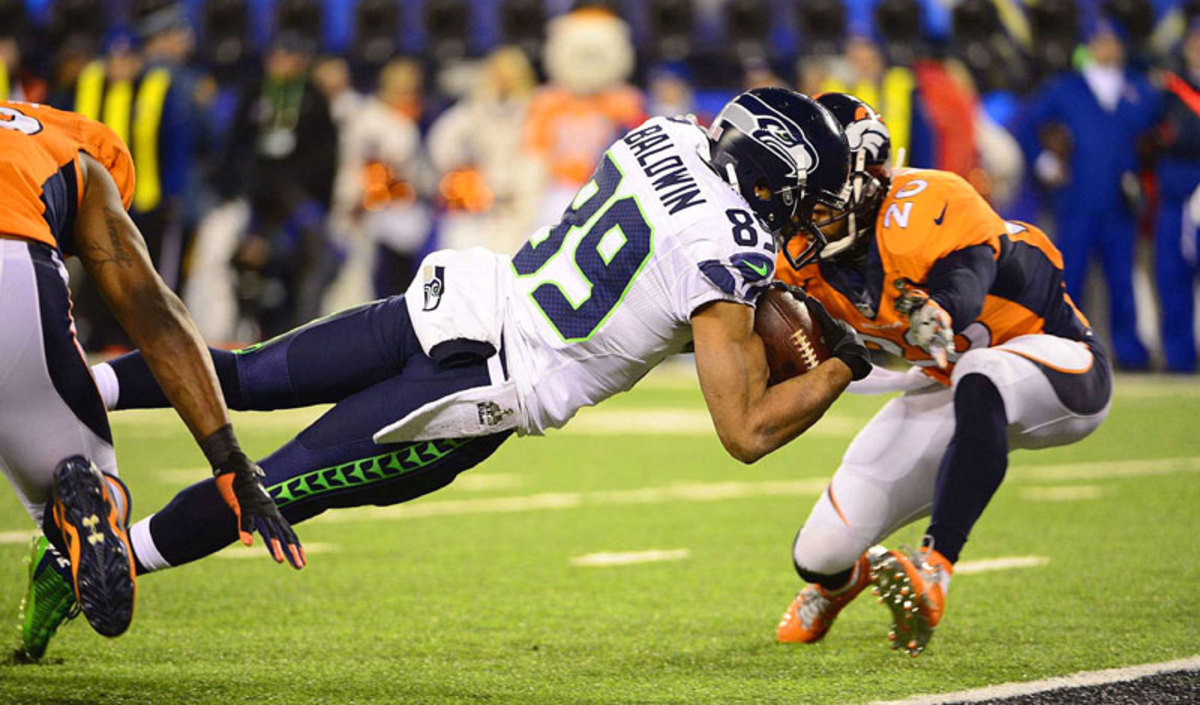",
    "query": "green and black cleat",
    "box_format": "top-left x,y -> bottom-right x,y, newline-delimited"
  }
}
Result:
16,536 -> 79,662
